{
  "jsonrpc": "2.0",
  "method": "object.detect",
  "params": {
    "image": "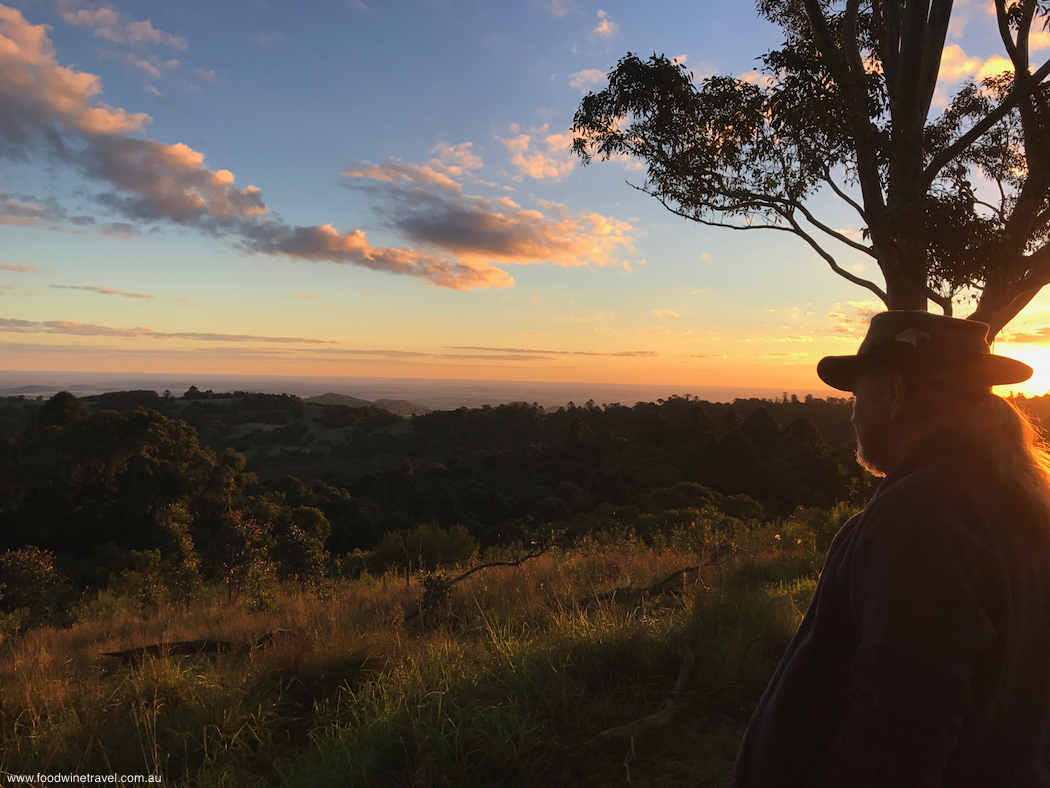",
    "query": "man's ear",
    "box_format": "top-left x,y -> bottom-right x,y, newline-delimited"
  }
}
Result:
886,369 -> 908,418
